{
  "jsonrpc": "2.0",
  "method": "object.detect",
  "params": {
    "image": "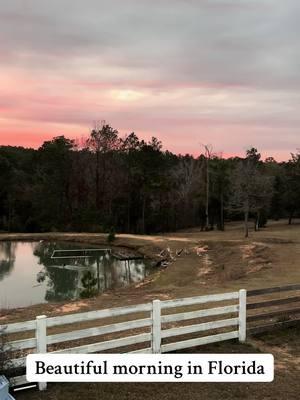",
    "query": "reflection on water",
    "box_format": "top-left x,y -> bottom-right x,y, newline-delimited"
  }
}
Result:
0,242 -> 17,281
0,241 -> 152,309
